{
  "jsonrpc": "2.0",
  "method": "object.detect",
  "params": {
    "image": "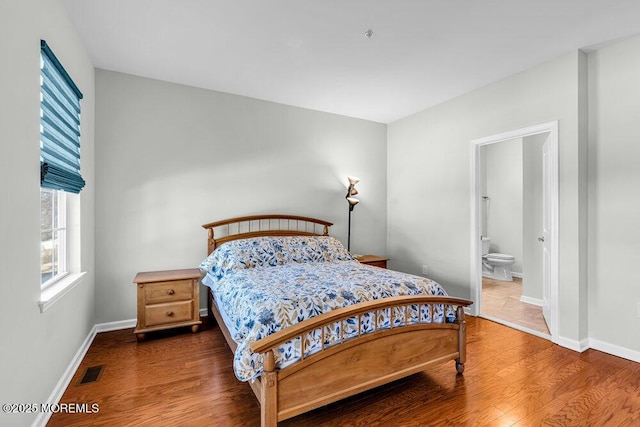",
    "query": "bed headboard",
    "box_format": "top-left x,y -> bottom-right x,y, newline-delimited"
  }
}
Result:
202,214 -> 333,255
